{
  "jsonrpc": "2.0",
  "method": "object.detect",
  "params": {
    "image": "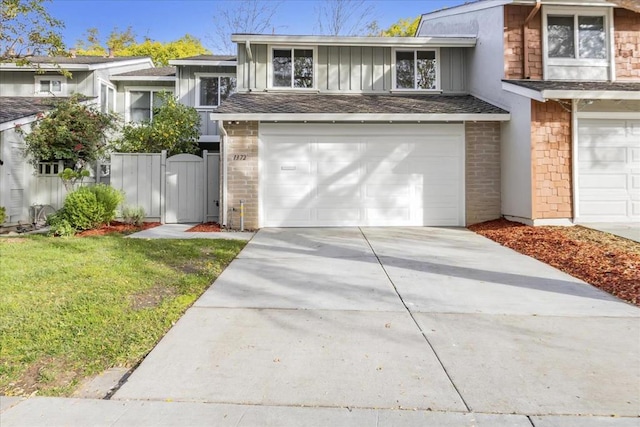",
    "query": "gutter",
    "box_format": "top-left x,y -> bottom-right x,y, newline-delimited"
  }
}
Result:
523,0 -> 541,79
